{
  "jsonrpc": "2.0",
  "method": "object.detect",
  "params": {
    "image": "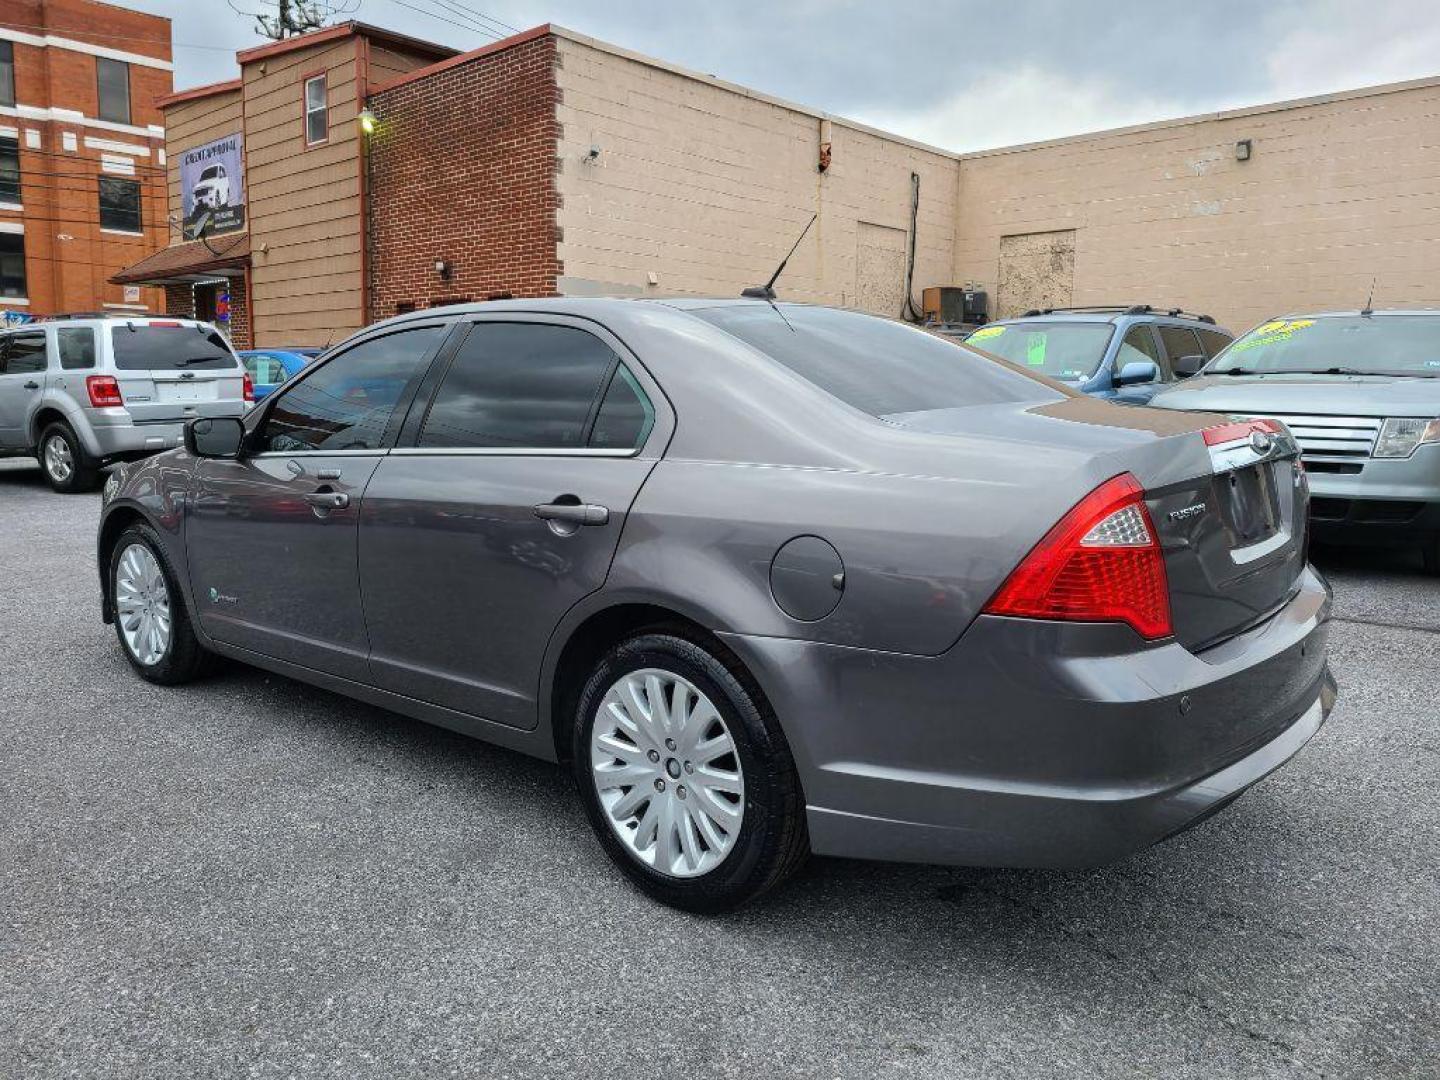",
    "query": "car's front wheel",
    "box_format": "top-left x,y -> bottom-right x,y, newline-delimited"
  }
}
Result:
572,631 -> 808,912
110,524 -> 213,684
38,422 -> 99,493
